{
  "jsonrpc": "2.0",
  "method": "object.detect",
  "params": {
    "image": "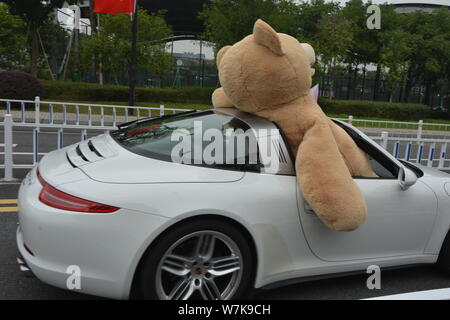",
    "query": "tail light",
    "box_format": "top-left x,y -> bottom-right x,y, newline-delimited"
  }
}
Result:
37,170 -> 119,213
